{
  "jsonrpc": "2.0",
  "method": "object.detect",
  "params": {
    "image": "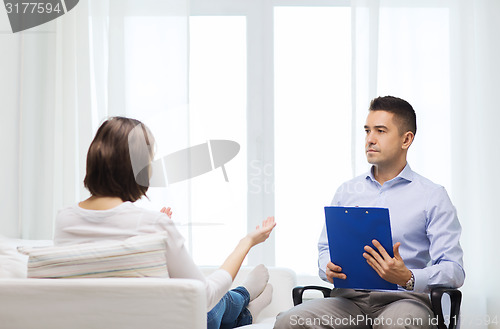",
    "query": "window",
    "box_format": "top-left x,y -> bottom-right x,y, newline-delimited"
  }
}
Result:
132,0 -> 453,277
123,12 -> 247,266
